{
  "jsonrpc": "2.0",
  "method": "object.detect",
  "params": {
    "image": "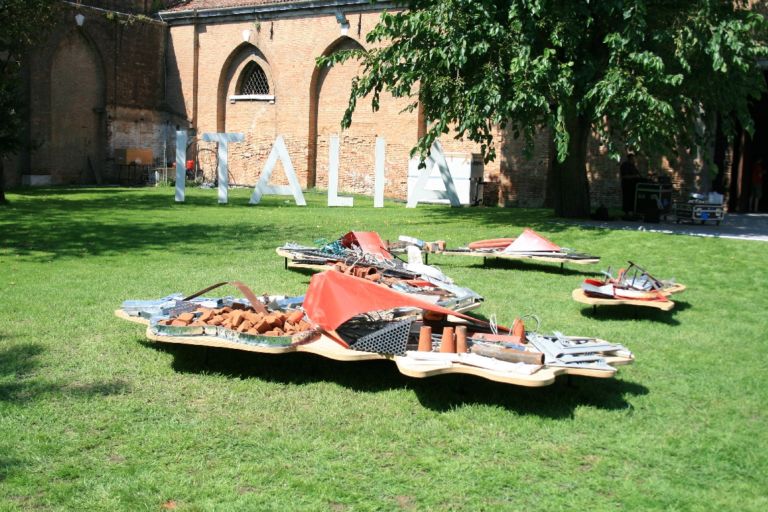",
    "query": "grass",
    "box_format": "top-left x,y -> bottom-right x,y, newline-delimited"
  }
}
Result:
0,186 -> 766,511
